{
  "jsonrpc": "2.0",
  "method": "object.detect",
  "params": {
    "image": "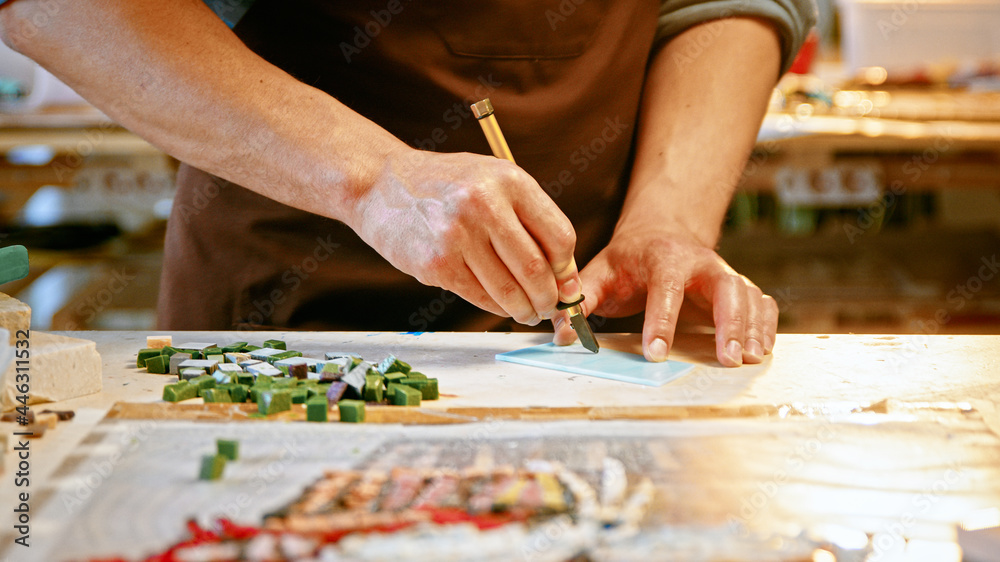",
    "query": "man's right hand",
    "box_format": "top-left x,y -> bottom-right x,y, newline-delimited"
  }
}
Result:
350,147 -> 582,325
0,0 -> 581,325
